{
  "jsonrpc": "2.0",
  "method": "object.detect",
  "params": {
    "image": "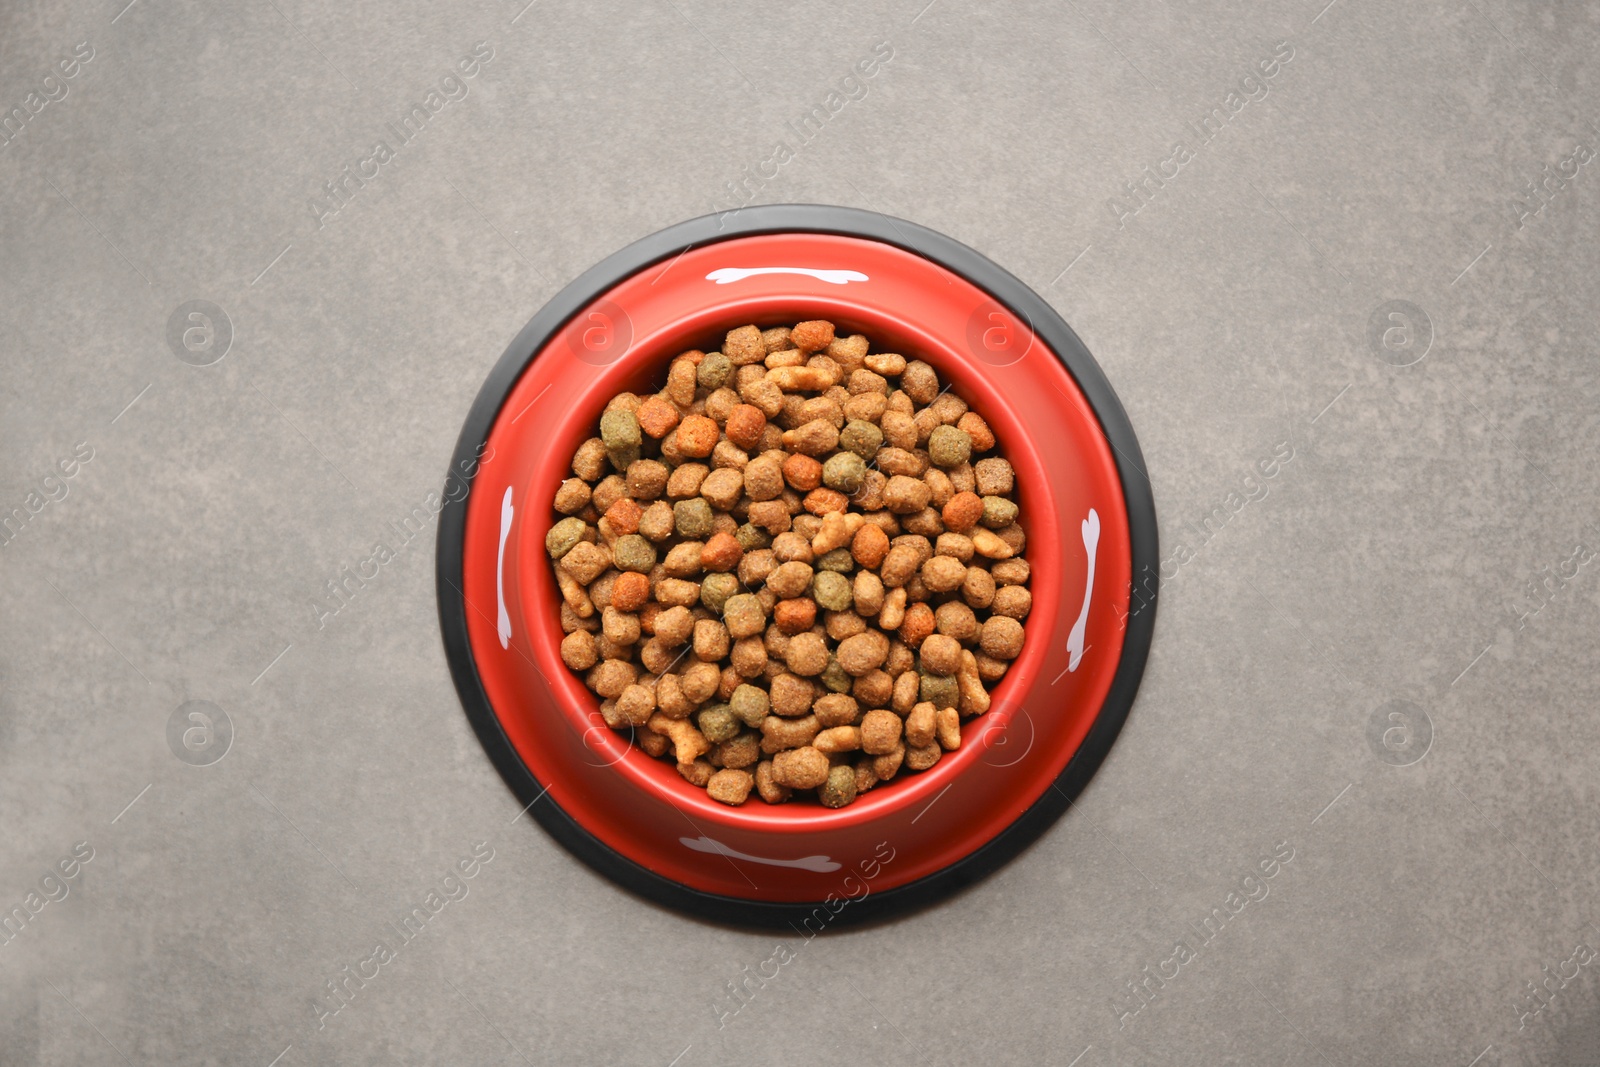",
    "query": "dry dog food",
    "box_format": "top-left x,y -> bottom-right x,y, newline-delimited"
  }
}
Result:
549,320 -> 1030,807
